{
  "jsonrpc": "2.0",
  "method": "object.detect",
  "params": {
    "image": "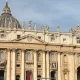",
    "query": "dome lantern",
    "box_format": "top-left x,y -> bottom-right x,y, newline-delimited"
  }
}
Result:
2,2 -> 11,15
